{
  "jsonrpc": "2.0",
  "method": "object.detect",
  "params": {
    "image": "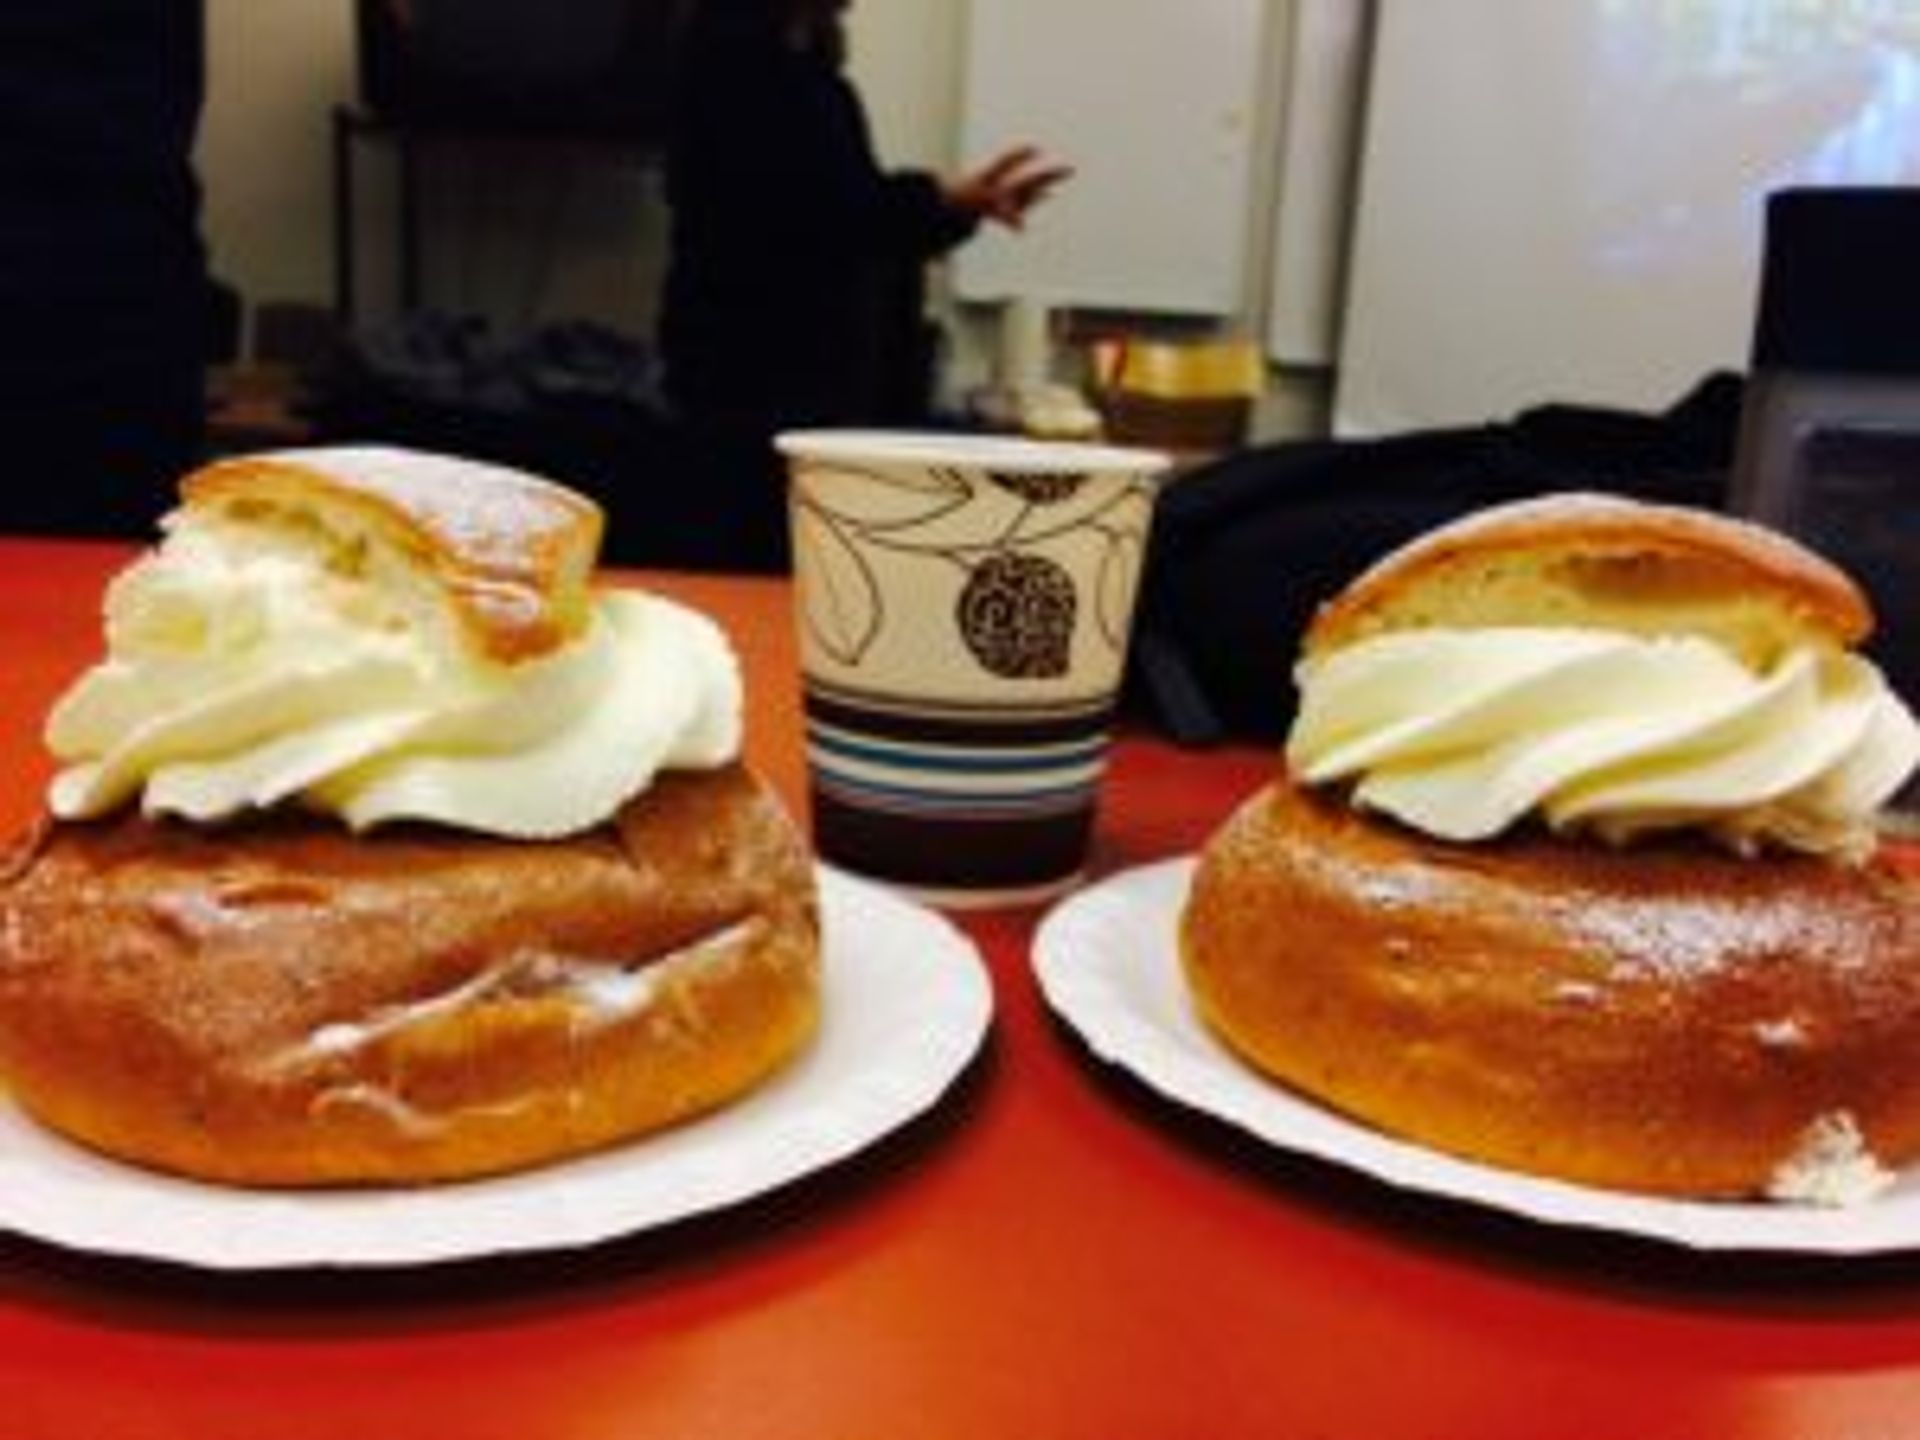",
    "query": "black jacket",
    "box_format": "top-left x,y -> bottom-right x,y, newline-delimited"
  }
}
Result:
0,1 -> 207,394
660,10 -> 975,433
